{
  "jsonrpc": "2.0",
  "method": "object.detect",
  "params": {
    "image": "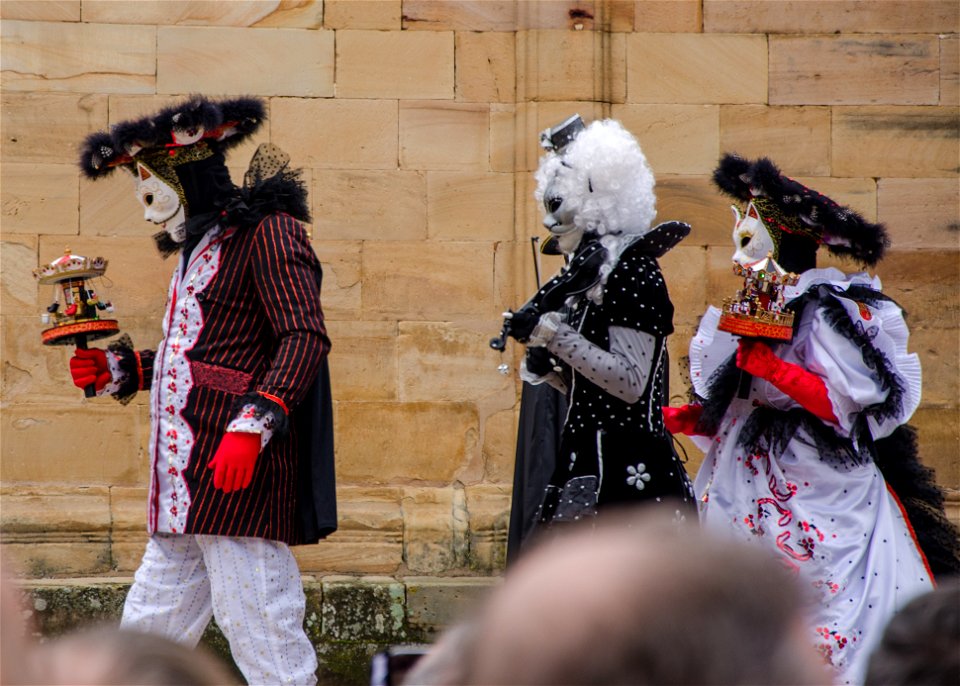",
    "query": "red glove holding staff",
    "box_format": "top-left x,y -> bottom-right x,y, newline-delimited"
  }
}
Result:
69,348 -> 110,392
